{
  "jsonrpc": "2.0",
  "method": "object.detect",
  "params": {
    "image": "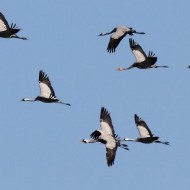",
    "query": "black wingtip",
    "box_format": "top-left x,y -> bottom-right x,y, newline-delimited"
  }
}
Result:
107,162 -> 114,167
101,107 -> 106,113
90,130 -> 101,140
134,114 -> 138,120
134,114 -> 141,124
107,48 -> 115,53
100,107 -> 110,117
39,70 -> 49,82
39,70 -> 44,80
129,38 -> 135,48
